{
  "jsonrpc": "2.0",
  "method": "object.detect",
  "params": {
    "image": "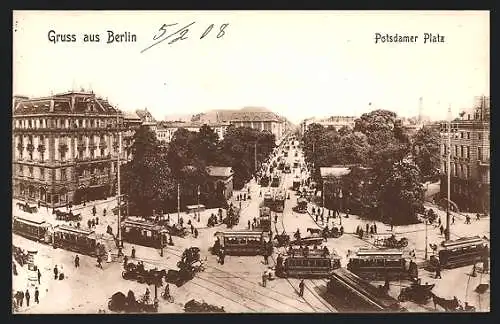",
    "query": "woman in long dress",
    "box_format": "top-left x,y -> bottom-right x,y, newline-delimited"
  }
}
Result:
107,250 -> 112,263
